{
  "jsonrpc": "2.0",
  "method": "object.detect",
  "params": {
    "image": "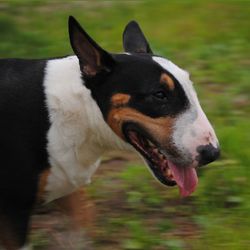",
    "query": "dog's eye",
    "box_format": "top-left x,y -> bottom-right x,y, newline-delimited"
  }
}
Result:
153,91 -> 167,100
